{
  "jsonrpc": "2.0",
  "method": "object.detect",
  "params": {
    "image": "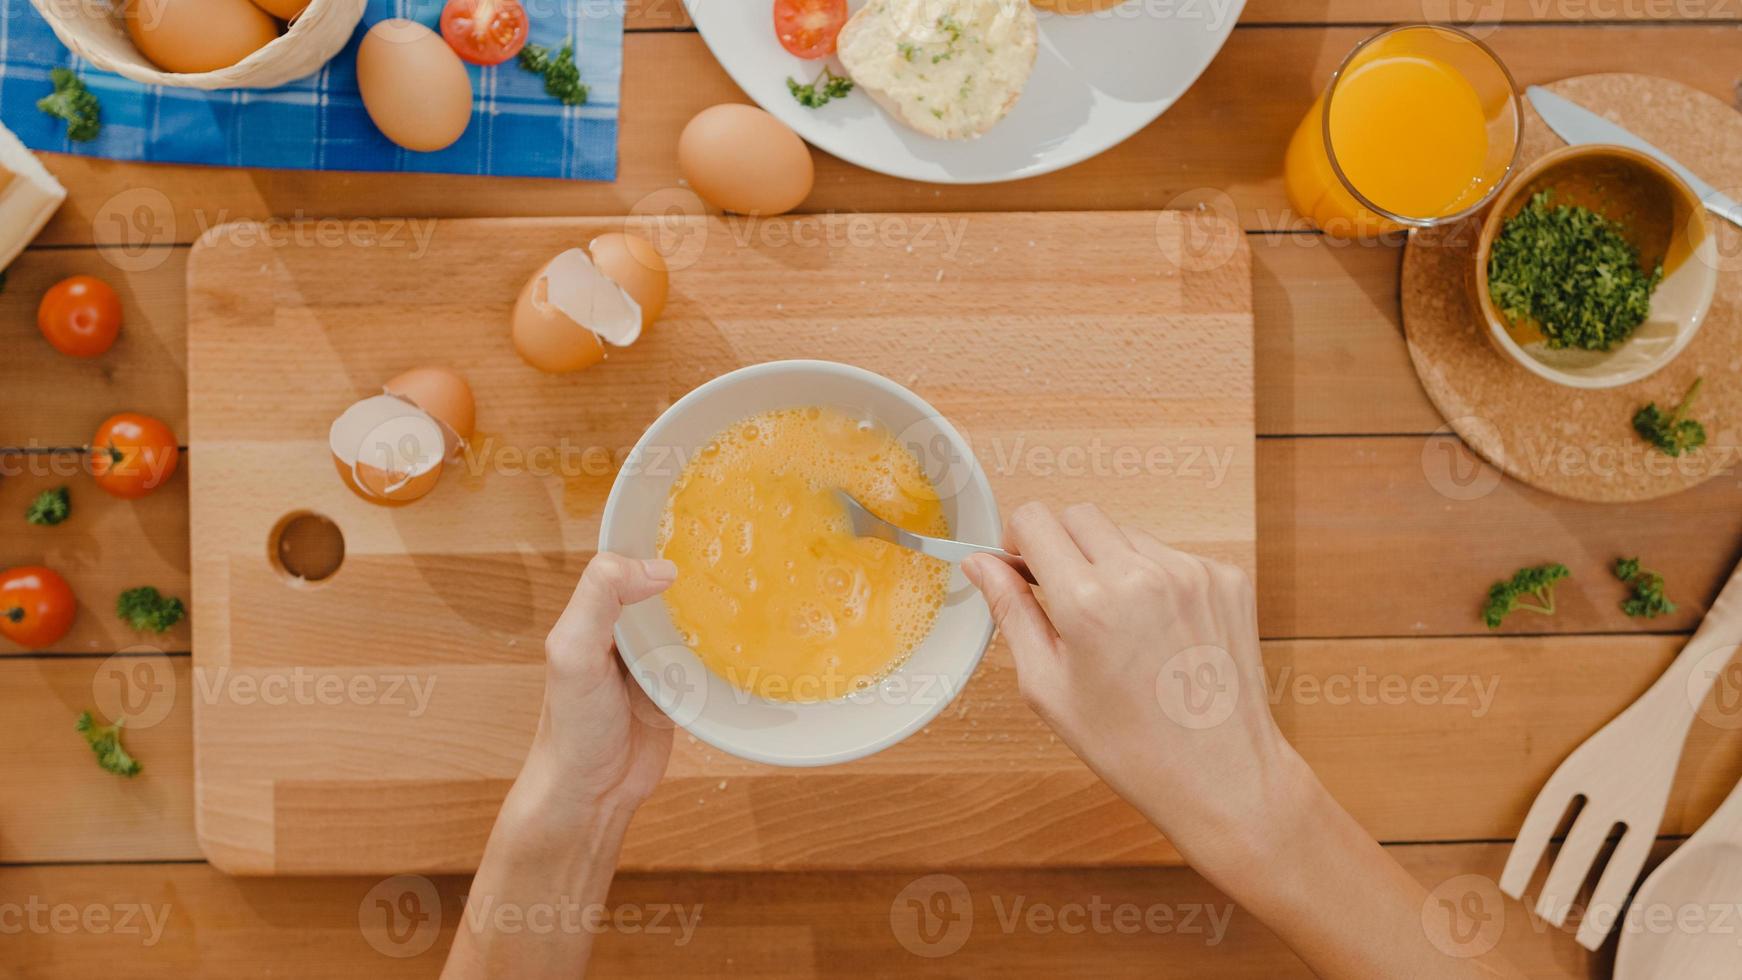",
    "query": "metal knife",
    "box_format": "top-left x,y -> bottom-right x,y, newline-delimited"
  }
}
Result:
1526,85 -> 1742,230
